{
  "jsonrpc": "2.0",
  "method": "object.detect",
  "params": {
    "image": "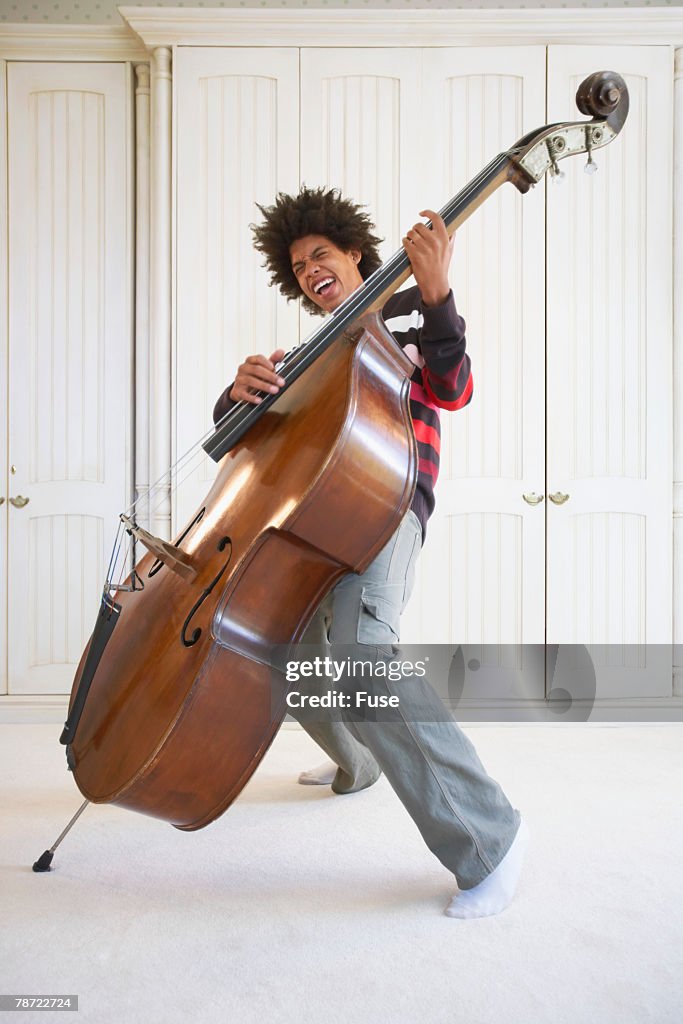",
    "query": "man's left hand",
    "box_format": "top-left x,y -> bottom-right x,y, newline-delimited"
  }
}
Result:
402,210 -> 454,308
